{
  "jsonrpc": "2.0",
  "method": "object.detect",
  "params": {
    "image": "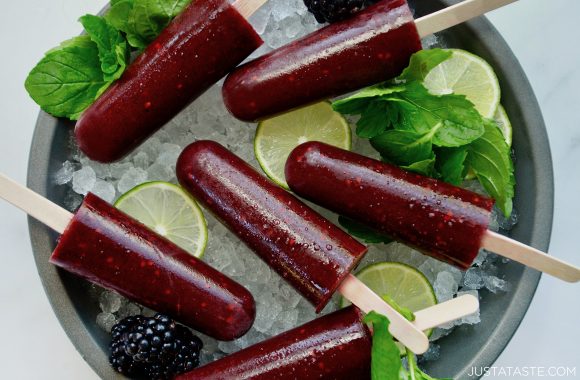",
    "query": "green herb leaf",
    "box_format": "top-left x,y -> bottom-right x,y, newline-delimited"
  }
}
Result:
79,14 -> 129,81
397,49 -> 453,82
381,295 -> 415,322
394,82 -> 485,146
332,85 -> 406,115
356,102 -> 391,138
363,311 -> 402,380
401,154 -> 436,176
338,216 -> 393,244
436,147 -> 468,186
105,0 -> 135,35
24,36 -> 108,120
124,0 -> 191,49
465,119 -> 515,216
371,129 -> 433,166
